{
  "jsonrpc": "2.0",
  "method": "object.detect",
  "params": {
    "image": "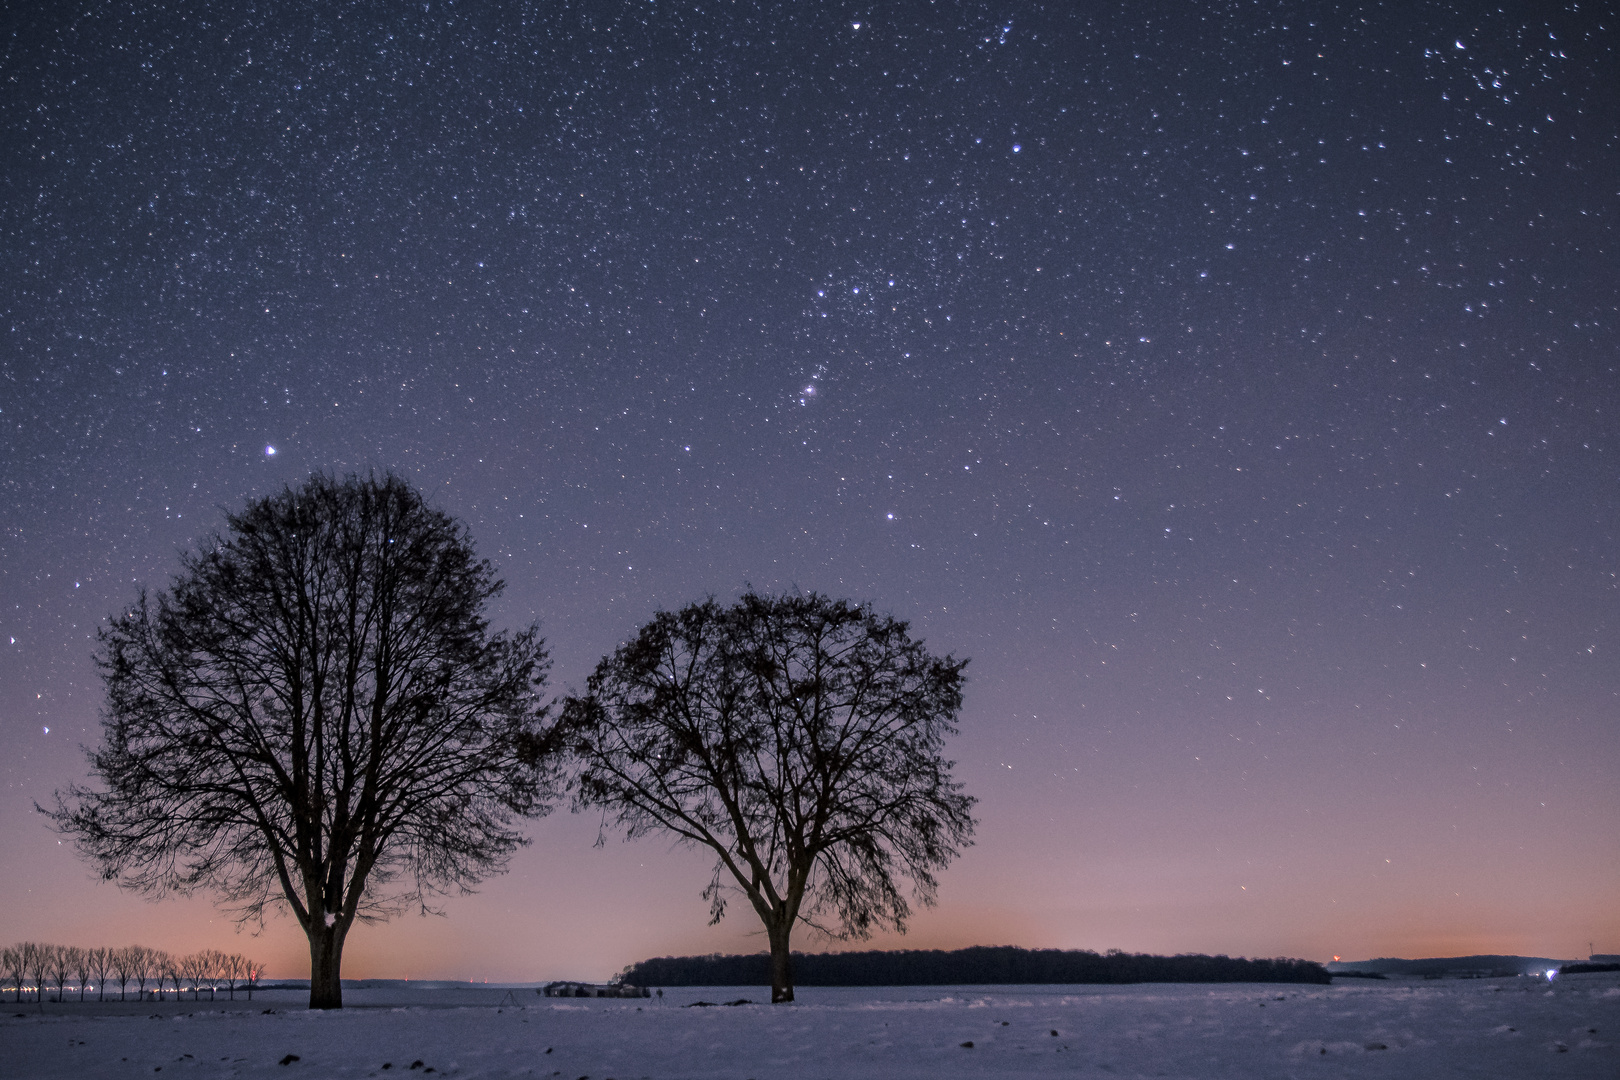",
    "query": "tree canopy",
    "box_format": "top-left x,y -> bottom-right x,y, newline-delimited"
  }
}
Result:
561,591 -> 975,1002
48,473 -> 559,1008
